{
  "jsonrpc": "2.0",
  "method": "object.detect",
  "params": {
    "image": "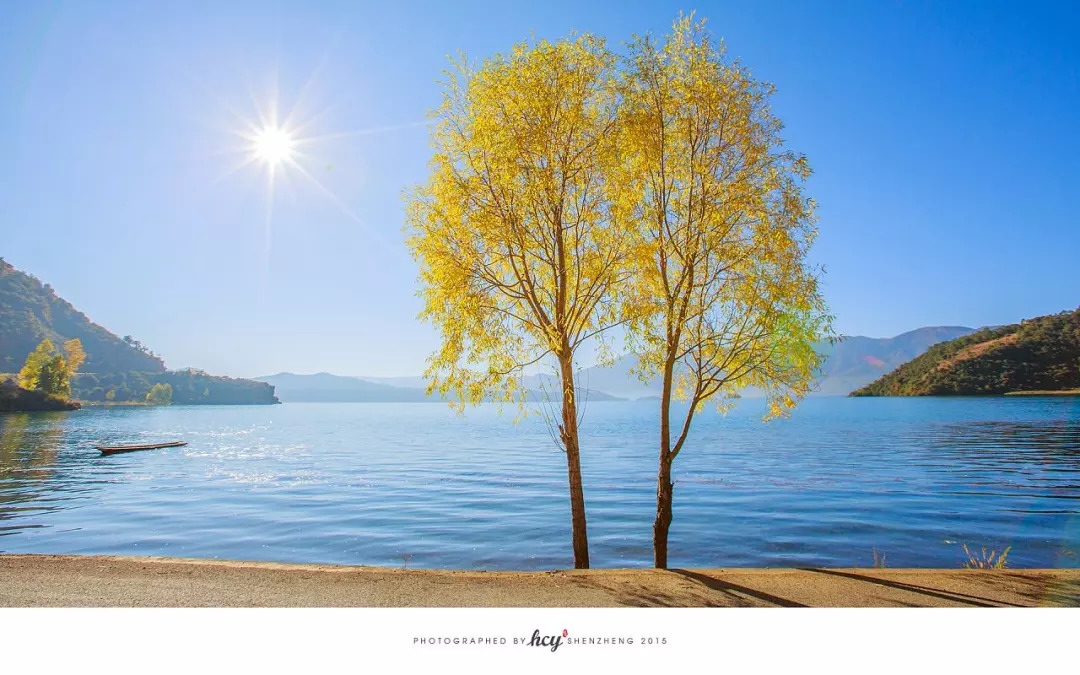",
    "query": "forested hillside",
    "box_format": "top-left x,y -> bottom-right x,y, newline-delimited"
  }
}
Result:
1,258 -> 277,406
73,369 -> 278,405
852,308 -> 1080,396
0,258 -> 165,373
